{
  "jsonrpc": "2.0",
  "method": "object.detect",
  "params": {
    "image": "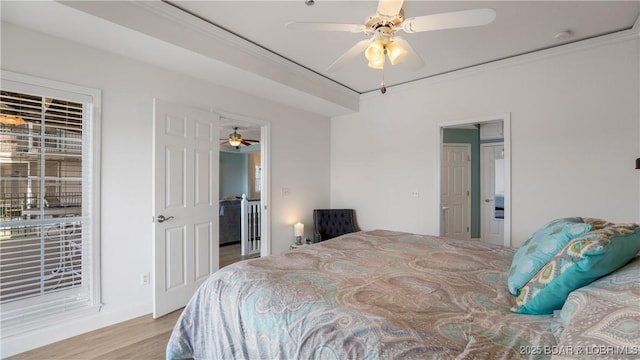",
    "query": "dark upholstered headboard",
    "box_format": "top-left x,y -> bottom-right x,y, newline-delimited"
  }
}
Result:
313,209 -> 359,242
